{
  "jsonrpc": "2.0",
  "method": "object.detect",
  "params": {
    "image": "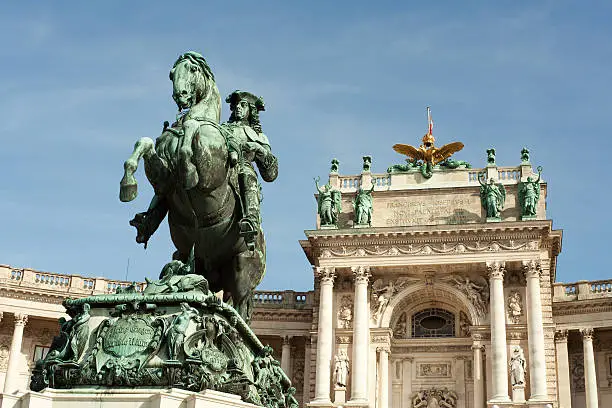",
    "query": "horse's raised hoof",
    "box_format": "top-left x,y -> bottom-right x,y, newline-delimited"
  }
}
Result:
120,174 -> 138,202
